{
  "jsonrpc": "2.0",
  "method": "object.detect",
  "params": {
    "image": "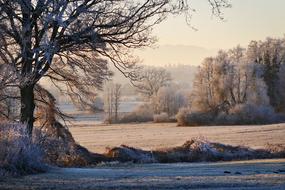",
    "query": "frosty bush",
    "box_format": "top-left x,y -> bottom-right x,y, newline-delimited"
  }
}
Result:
0,122 -> 104,175
153,112 -> 170,123
176,104 -> 285,126
0,123 -> 47,177
184,112 -> 214,126
38,135 -> 100,167
176,108 -> 190,126
224,104 -> 278,125
33,121 -> 105,167
176,108 -> 214,126
116,103 -> 154,123
214,103 -> 285,125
